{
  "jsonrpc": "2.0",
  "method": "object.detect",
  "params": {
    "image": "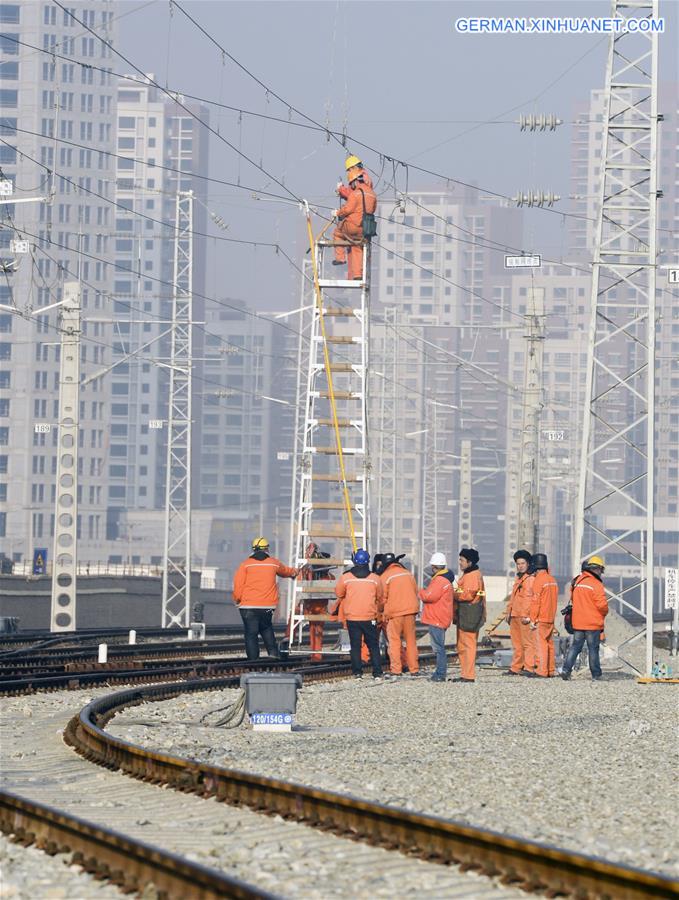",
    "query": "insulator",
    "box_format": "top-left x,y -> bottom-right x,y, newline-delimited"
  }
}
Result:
513,191 -> 561,208
517,114 -> 563,132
